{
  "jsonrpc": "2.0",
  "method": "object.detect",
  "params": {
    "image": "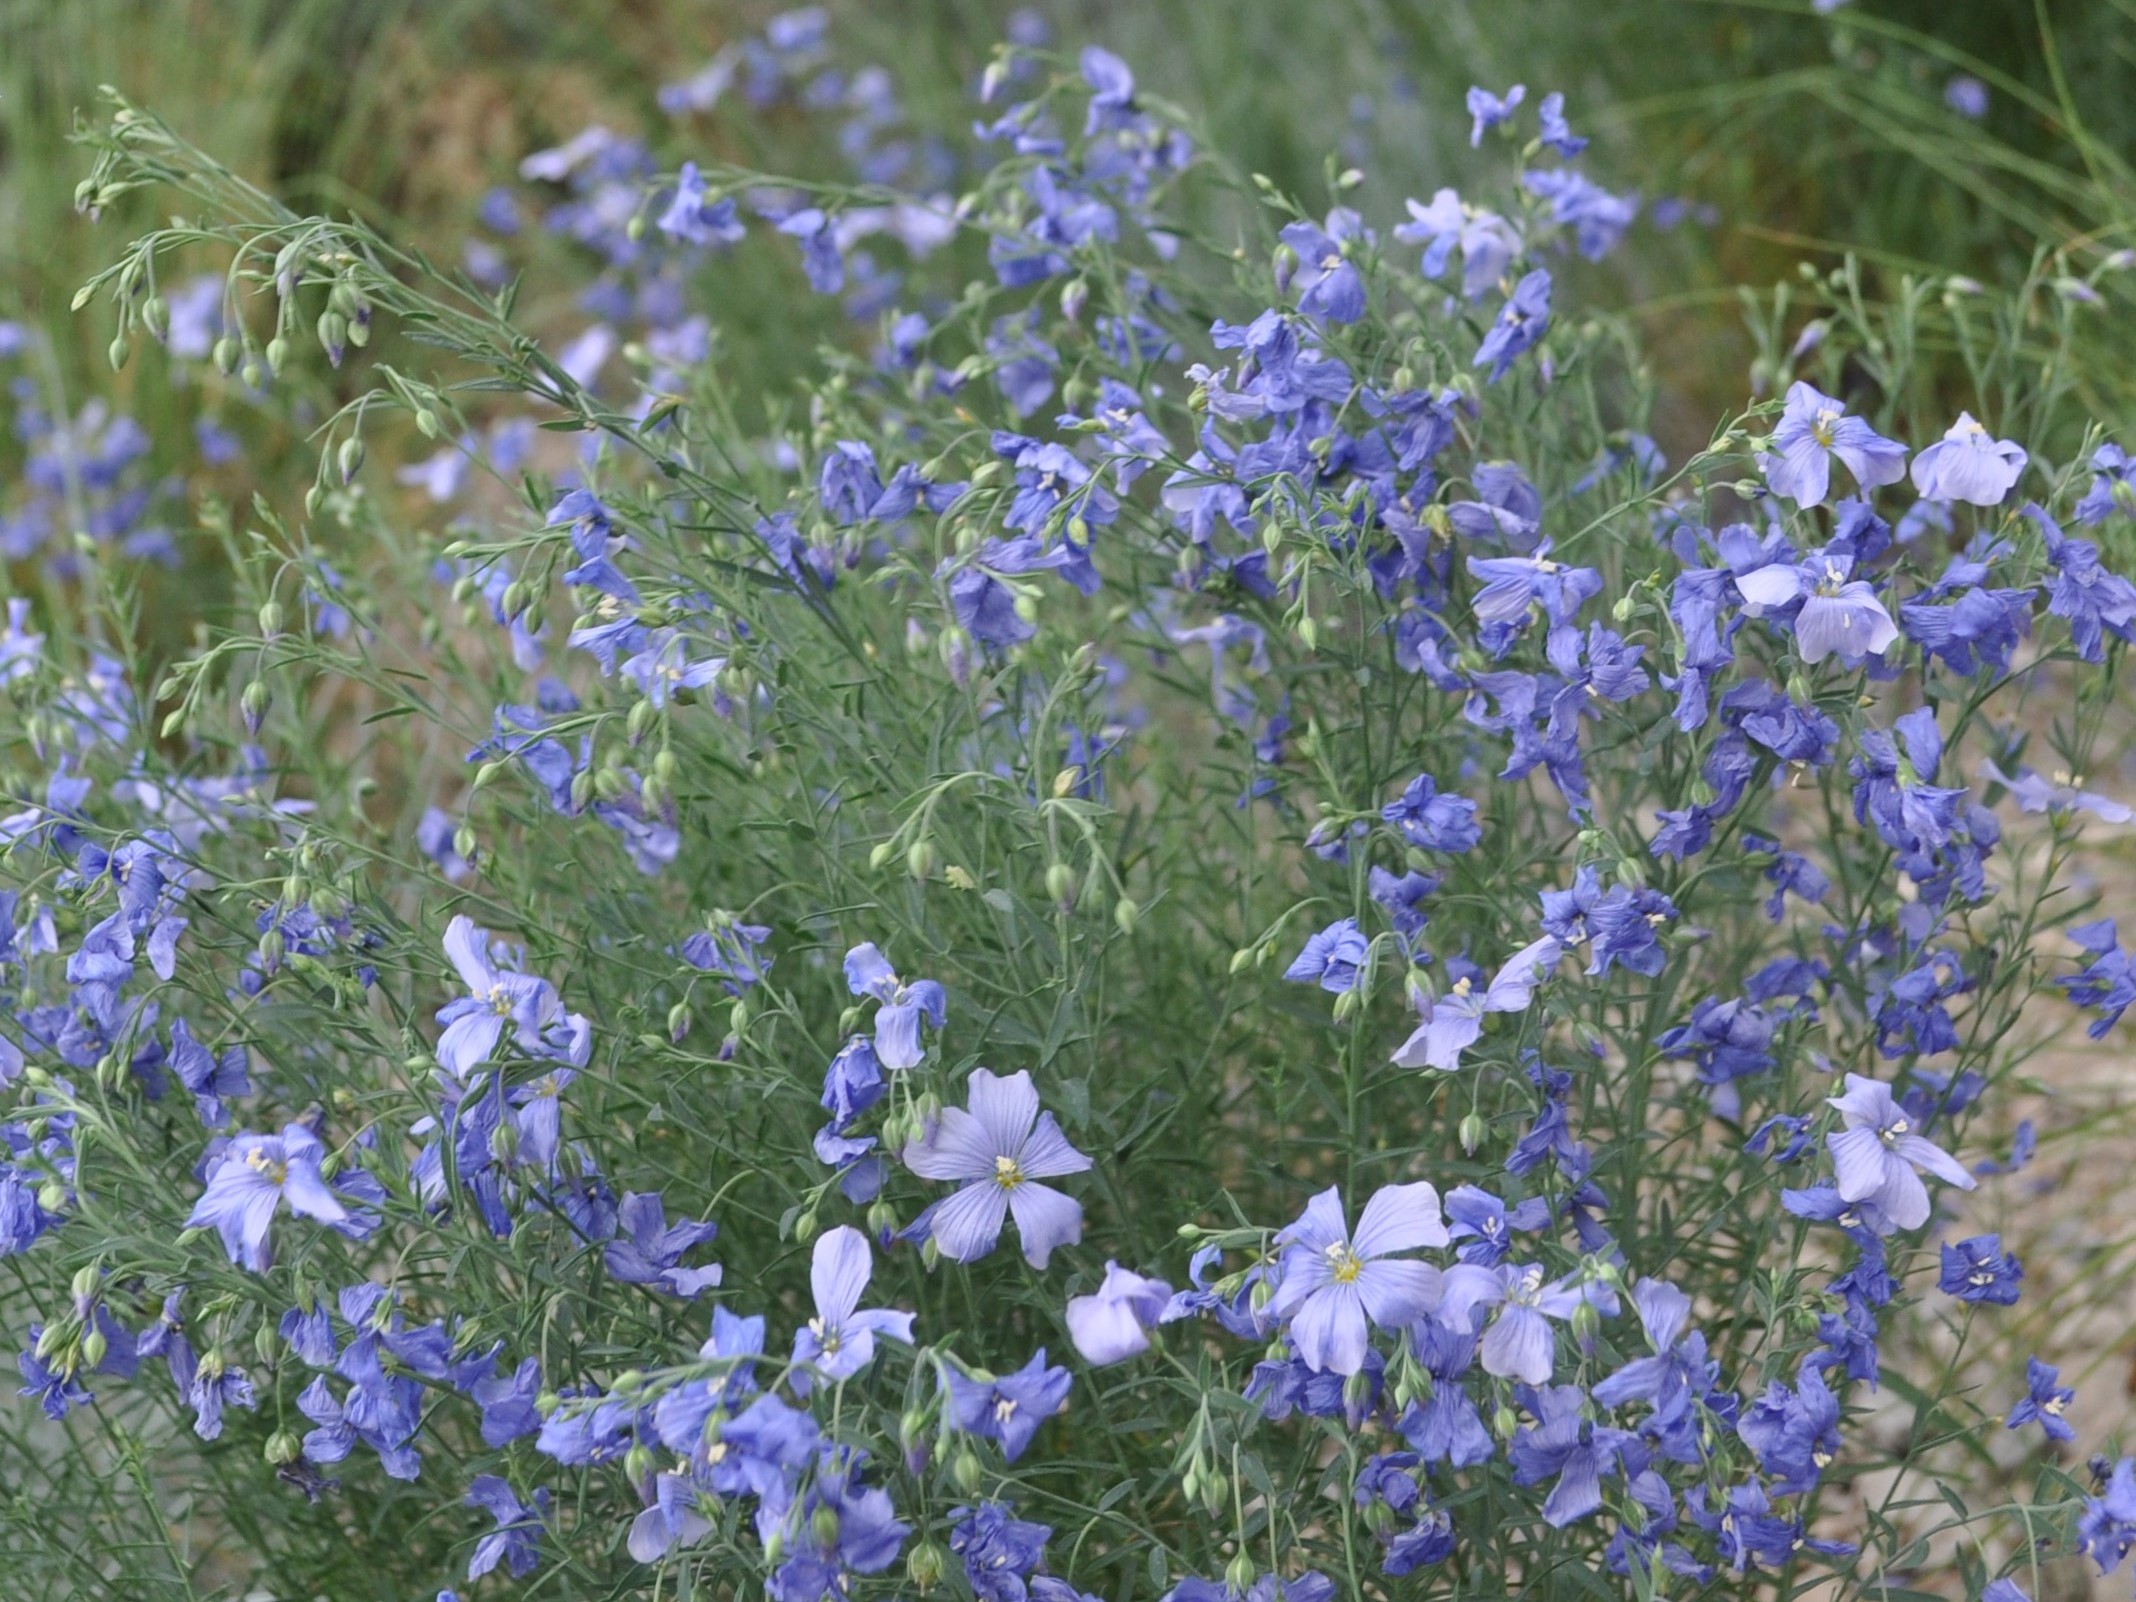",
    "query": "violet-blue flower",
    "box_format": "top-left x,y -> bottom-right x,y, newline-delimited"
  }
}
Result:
1267,1183 -> 1447,1375
1826,1072 -> 1977,1230
791,1225 -> 915,1390
1734,548 -> 1898,663
901,1068 -> 1089,1268
1465,82 -> 1525,144
941,1348 -> 1071,1461
602,1191 -> 723,1296
2004,1356 -> 2075,1442
1909,412 -> 2026,505
435,915 -> 562,1077
1473,268 -> 1551,383
1390,935 -> 1559,1071
1065,1261 -> 1172,1366
1439,1261 -> 1602,1384
186,1123 -> 350,1271
1760,382 -> 1908,507
1938,1233 -> 2023,1305
1282,917 -> 1368,994
1380,772 -> 1481,854
466,1476 -> 547,1580
843,942 -> 947,1070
